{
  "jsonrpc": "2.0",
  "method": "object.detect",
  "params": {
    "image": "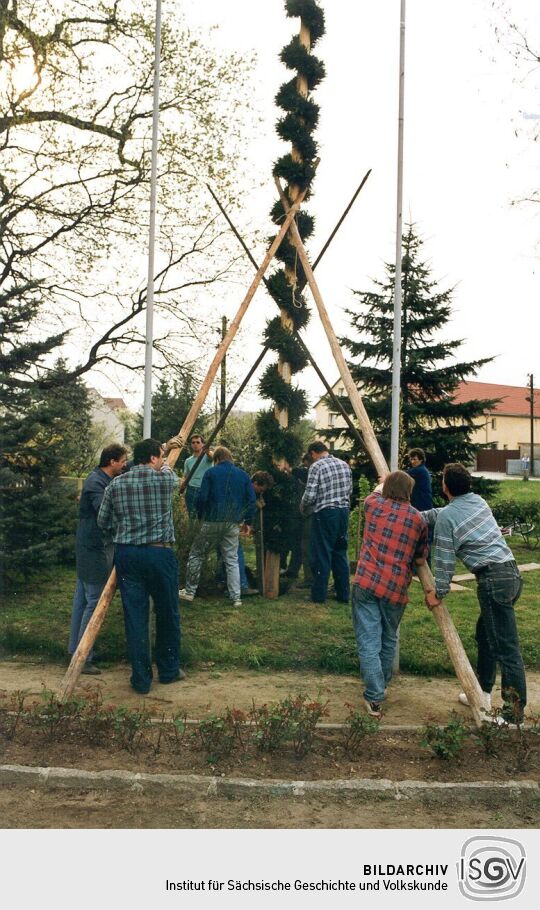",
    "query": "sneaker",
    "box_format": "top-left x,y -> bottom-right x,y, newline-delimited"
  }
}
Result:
363,698 -> 383,718
159,669 -> 187,684
81,663 -> 102,676
490,714 -> 522,730
241,587 -> 259,597
179,589 -> 194,602
232,598 -> 242,608
458,691 -> 491,711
